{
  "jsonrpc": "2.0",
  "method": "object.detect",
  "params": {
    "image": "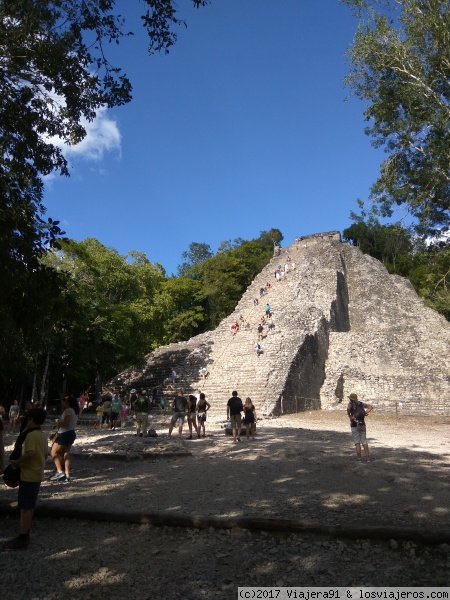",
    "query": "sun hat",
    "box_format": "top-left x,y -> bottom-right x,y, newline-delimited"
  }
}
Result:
348,393 -> 358,401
